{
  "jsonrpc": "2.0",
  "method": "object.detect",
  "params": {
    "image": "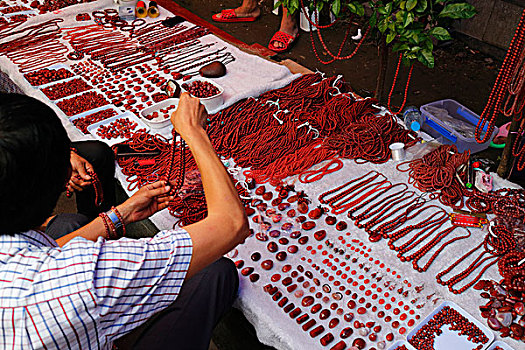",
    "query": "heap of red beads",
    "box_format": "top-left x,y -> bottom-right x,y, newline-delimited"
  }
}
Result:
182,80 -> 220,98
24,67 -> 74,86
56,91 -> 109,116
408,306 -> 488,350
41,77 -> 92,100
72,109 -> 118,134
